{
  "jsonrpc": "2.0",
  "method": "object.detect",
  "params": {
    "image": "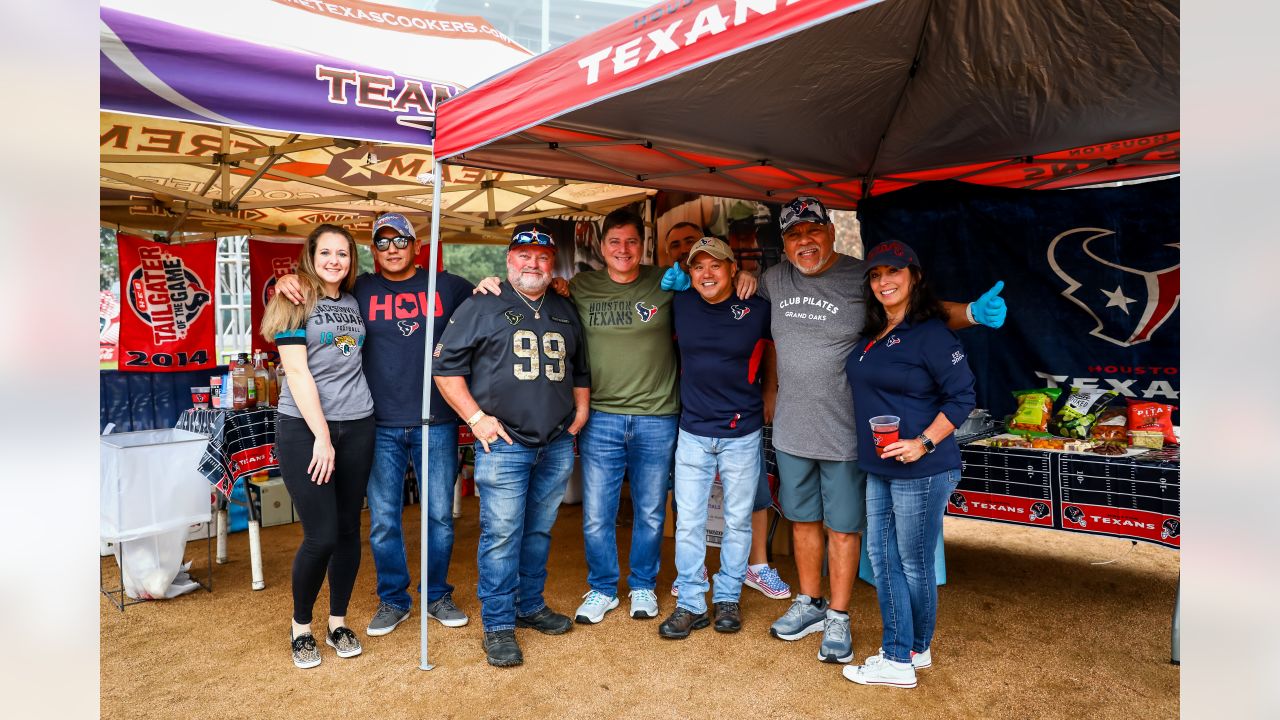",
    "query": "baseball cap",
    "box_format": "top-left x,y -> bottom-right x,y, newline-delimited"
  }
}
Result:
863,240 -> 921,274
509,222 -> 556,250
373,212 -> 416,240
779,196 -> 831,233
686,236 -> 735,265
